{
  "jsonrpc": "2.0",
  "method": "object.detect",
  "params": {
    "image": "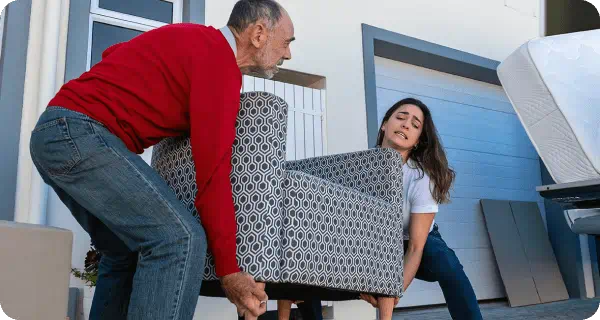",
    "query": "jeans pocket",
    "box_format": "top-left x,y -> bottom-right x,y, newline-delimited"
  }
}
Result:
30,118 -> 82,177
